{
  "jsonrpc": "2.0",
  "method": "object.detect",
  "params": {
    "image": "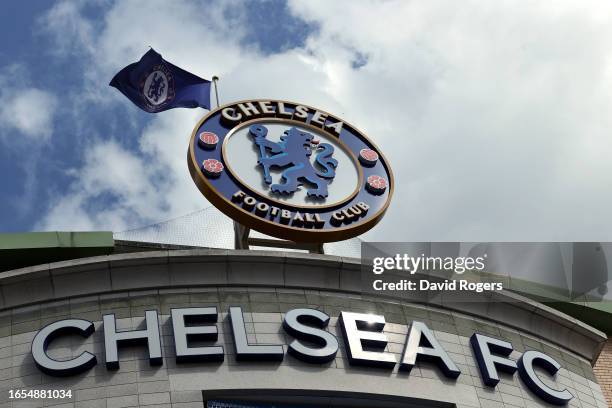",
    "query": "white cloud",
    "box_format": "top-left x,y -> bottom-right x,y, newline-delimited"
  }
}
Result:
37,0 -> 95,57
0,88 -> 58,141
37,0 -> 612,241
0,65 -> 58,142
39,112 -> 205,231
0,65 -> 60,221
